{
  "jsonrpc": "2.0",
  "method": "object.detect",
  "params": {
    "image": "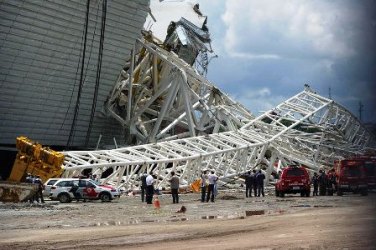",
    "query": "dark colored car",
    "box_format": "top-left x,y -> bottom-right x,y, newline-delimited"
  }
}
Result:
275,165 -> 311,197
